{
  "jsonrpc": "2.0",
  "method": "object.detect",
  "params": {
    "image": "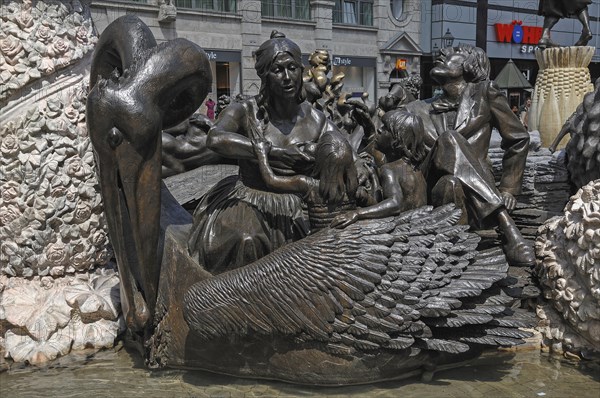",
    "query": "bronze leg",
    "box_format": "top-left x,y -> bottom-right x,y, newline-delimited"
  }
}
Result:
538,16 -> 560,48
575,9 -> 593,46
